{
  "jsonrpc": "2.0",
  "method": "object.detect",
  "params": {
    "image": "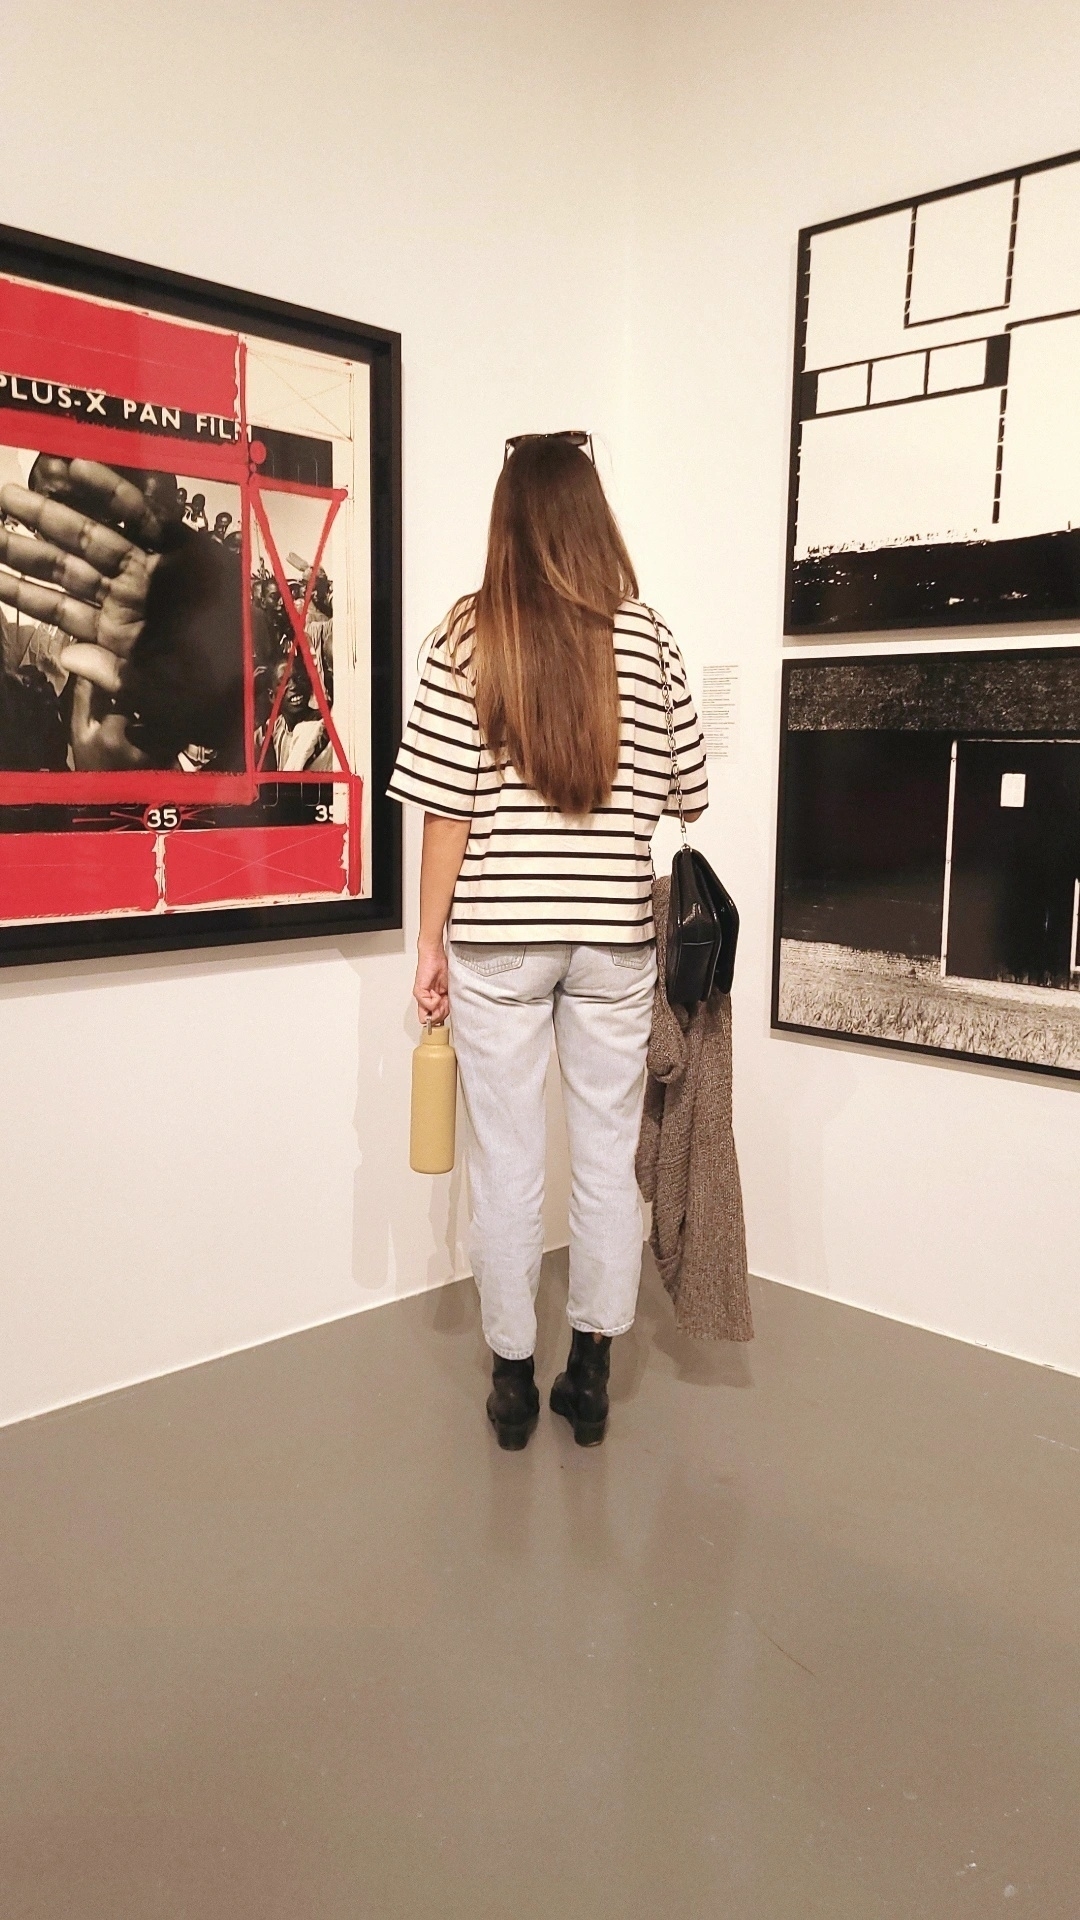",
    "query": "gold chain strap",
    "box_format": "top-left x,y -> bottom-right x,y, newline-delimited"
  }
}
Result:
647,606 -> 688,851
